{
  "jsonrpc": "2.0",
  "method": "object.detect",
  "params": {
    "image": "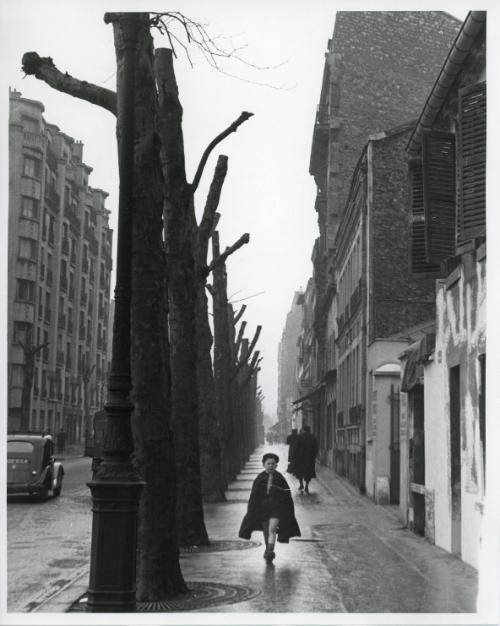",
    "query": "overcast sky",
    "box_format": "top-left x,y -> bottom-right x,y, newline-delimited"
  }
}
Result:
0,1 -> 485,417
